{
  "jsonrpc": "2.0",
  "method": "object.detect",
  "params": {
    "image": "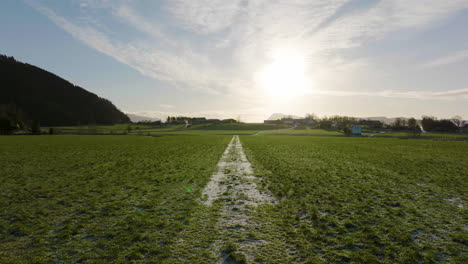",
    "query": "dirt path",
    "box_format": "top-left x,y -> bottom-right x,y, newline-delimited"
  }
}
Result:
201,135 -> 277,263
